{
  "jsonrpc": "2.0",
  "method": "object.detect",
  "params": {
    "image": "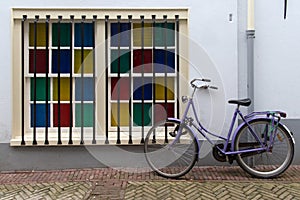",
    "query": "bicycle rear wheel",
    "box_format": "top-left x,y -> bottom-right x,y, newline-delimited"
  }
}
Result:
144,119 -> 198,178
234,118 -> 294,178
